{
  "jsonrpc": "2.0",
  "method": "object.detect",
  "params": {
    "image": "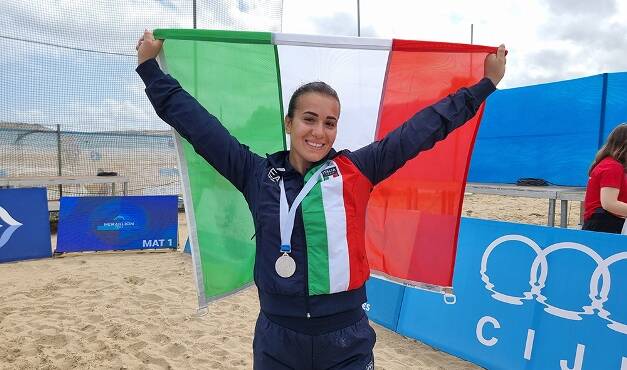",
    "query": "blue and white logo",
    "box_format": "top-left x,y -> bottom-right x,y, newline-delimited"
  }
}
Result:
96,214 -> 140,231
0,206 -> 22,249
481,234 -> 627,335
0,188 -> 51,263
